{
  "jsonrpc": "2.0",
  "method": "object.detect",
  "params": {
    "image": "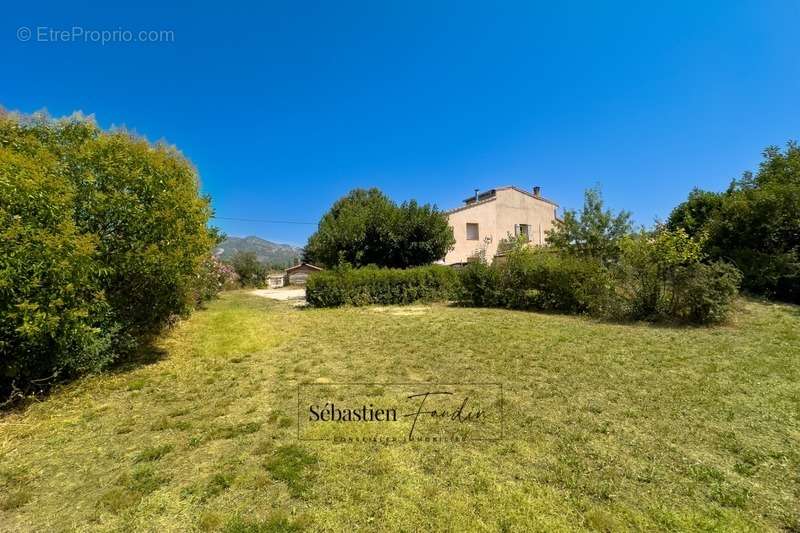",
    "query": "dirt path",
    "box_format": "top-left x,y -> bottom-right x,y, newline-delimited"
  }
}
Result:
250,288 -> 306,301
